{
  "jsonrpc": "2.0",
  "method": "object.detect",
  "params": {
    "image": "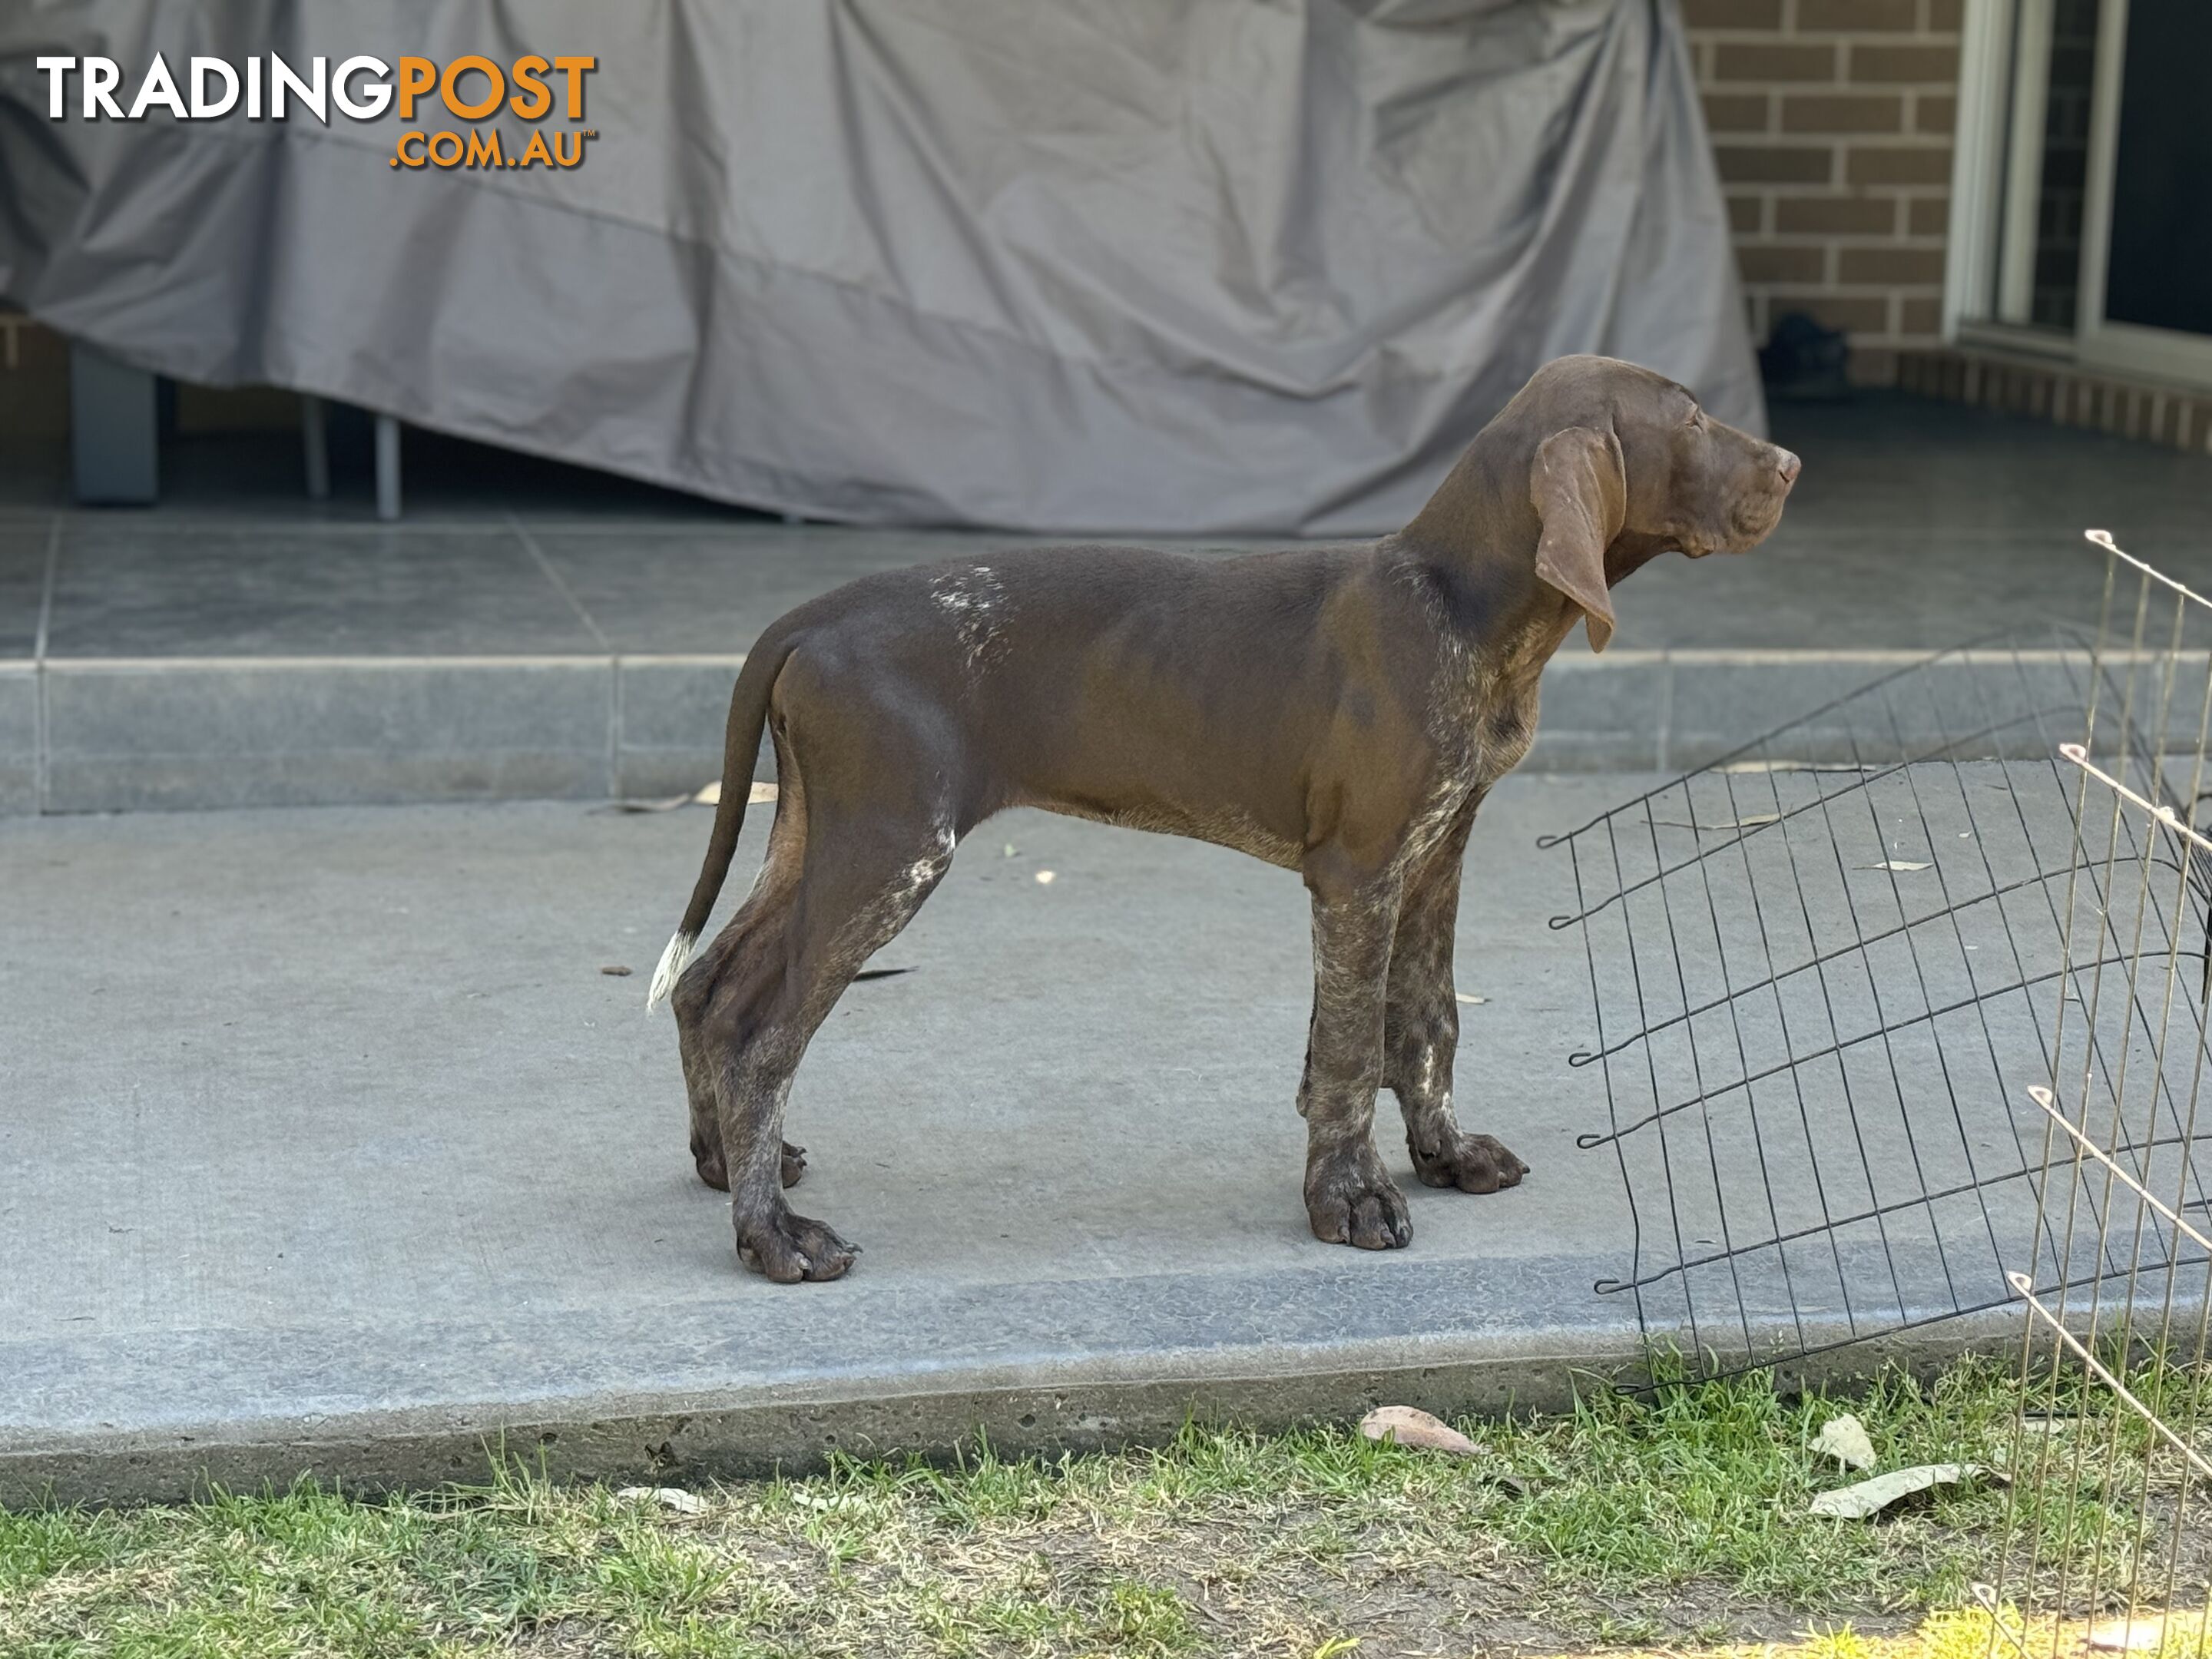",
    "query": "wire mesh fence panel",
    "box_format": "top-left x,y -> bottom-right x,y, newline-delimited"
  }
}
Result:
1984,533 -> 2212,1647
1550,534 -> 2212,1389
